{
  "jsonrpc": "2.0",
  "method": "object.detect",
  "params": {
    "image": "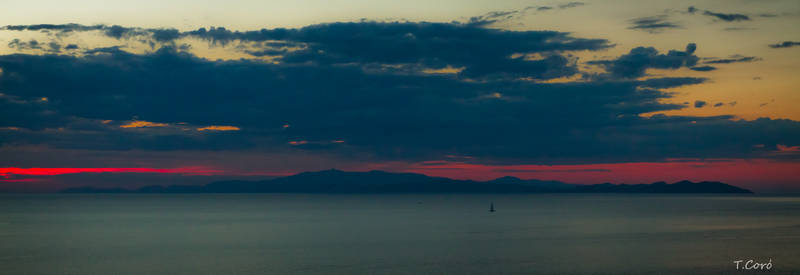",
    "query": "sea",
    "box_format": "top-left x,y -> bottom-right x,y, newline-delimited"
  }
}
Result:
0,194 -> 798,274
